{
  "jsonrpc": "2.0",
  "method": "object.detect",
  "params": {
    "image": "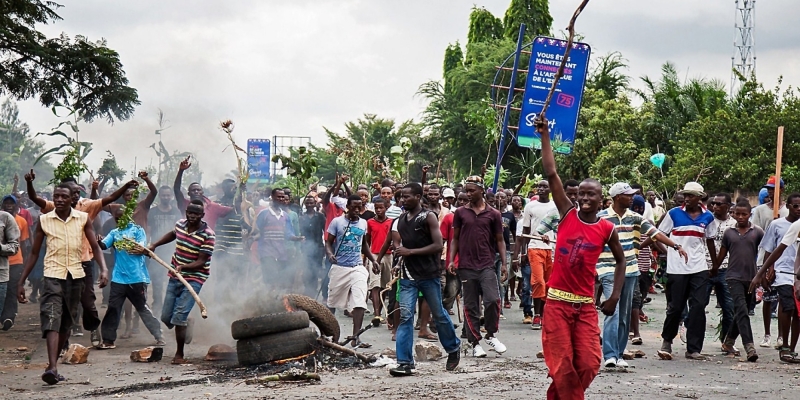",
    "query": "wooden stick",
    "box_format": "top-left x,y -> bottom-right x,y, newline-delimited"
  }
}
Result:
123,239 -> 208,318
244,373 -> 321,384
539,0 -> 591,119
774,126 -> 784,219
317,338 -> 376,363
455,294 -> 462,324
